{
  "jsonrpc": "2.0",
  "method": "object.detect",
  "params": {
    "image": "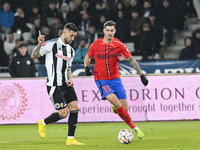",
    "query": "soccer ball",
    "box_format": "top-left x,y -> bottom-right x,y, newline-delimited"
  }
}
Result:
118,129 -> 134,144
